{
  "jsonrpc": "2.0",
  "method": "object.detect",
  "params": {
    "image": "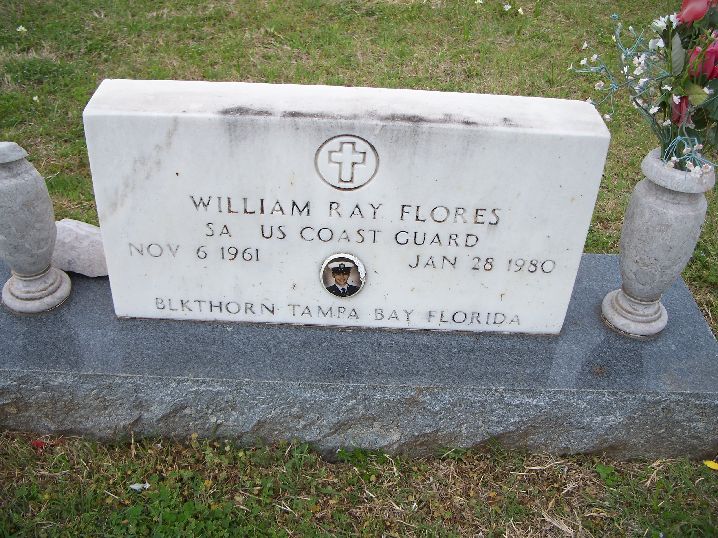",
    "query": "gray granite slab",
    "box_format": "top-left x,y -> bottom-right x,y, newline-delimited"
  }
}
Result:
1,254 -> 717,459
